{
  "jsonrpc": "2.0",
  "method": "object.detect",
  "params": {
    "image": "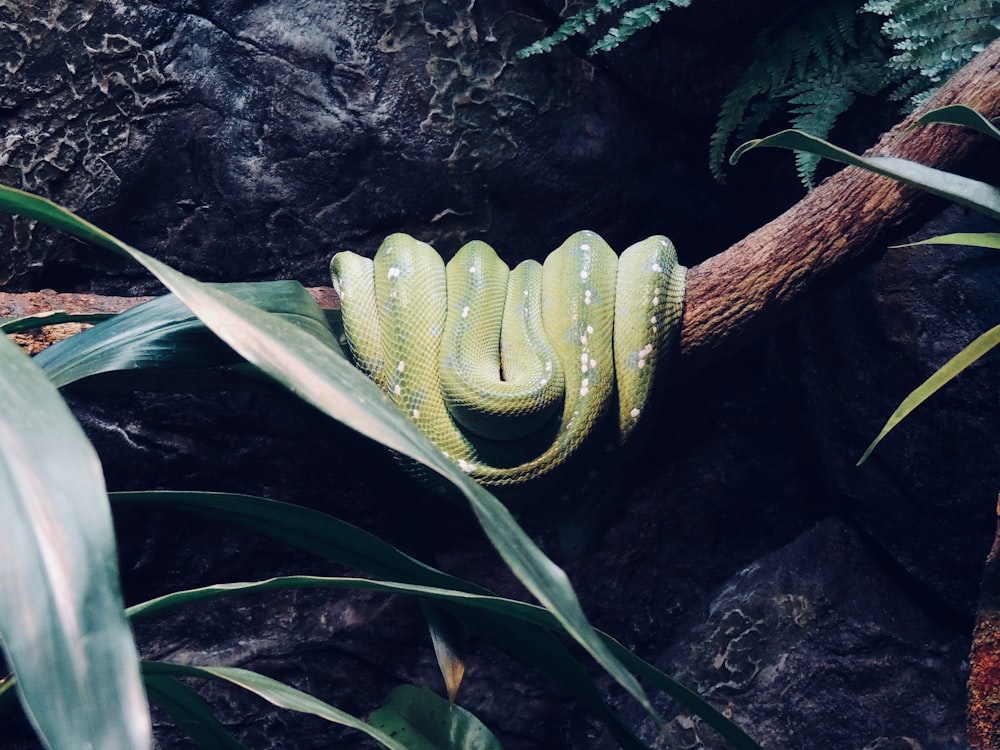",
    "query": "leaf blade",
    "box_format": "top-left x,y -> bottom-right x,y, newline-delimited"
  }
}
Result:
111,491 -> 649,749
914,104 -> 1000,141
730,129 -> 1000,220
0,184 -> 658,724
369,684 -> 504,750
34,281 -> 336,388
421,602 -> 467,704
125,573 -> 762,750
0,333 -> 150,749
858,323 -> 1000,464
142,674 -> 247,750
894,232 -> 1000,250
143,662 -> 412,750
